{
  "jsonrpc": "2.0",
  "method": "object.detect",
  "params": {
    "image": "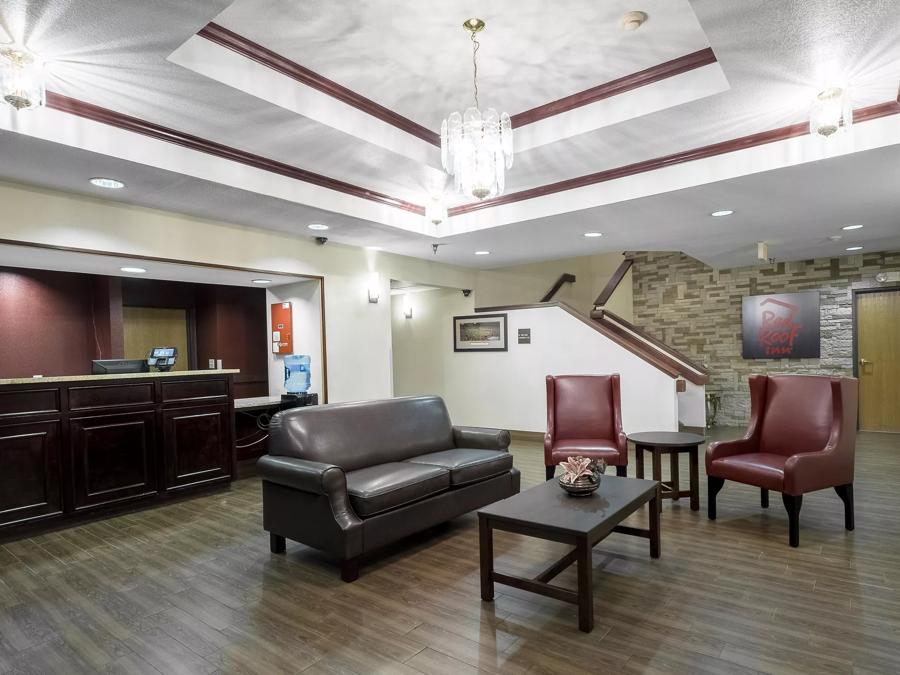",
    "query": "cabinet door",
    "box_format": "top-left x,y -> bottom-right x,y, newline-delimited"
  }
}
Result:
70,410 -> 157,510
0,420 -> 63,527
163,404 -> 232,490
